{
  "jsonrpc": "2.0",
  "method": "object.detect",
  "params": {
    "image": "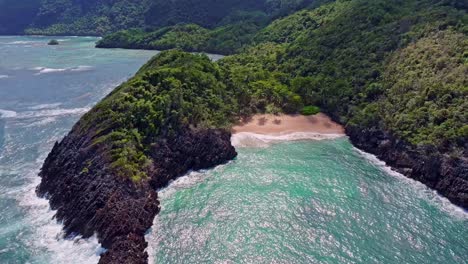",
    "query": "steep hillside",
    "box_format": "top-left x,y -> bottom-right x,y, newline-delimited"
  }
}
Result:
95,13 -> 270,54
95,0 -> 333,54
0,0 -> 318,35
0,0 -> 40,34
